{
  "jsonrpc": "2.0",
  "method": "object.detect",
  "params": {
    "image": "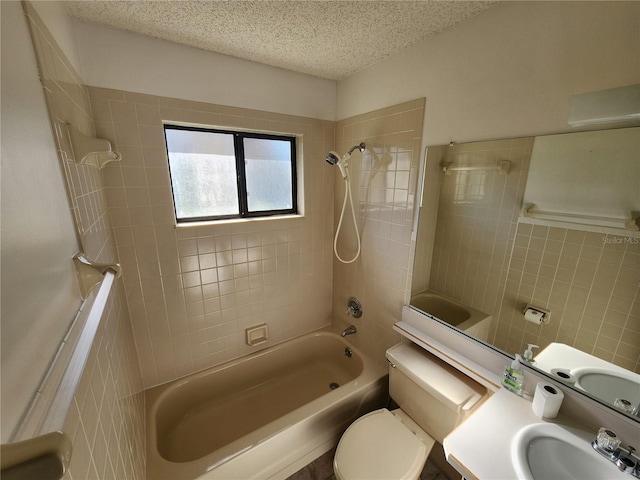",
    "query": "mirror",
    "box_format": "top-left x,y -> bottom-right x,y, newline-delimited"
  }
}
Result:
410,128 -> 640,421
